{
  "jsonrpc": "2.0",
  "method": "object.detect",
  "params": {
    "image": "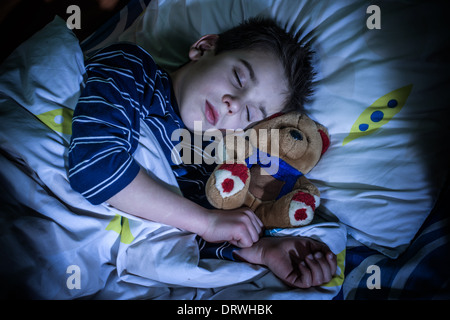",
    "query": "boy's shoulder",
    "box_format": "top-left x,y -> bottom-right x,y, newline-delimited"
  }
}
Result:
101,42 -> 150,56
89,42 -> 158,69
87,42 -> 169,85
